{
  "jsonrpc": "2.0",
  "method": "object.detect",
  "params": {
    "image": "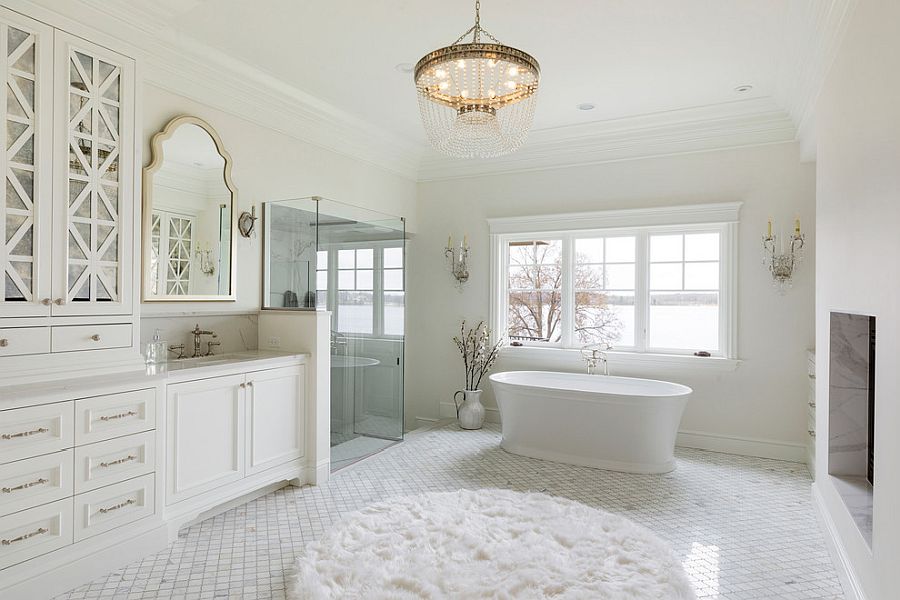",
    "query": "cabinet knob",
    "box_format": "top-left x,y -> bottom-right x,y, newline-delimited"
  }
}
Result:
53,298 -> 65,306
239,383 -> 246,389
90,334 -> 101,342
247,381 -> 254,388
0,339 -> 7,348
40,298 -> 51,306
